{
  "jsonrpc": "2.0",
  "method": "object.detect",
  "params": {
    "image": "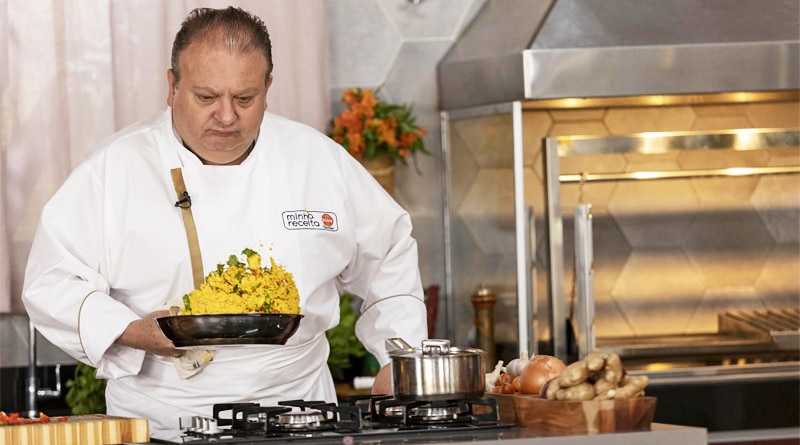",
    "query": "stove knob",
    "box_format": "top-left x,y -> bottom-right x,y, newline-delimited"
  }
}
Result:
202,418 -> 221,434
190,416 -> 204,433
